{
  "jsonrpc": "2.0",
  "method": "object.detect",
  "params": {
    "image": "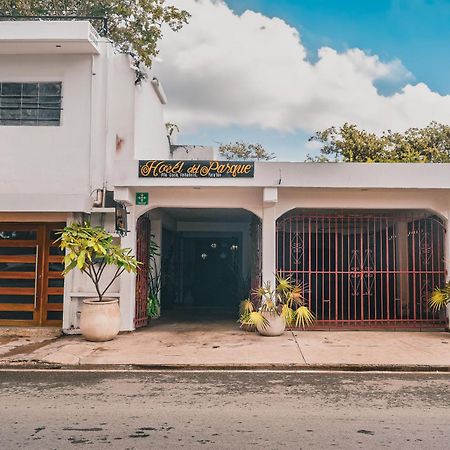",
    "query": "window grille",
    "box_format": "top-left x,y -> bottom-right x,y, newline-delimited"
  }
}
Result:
0,82 -> 62,126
